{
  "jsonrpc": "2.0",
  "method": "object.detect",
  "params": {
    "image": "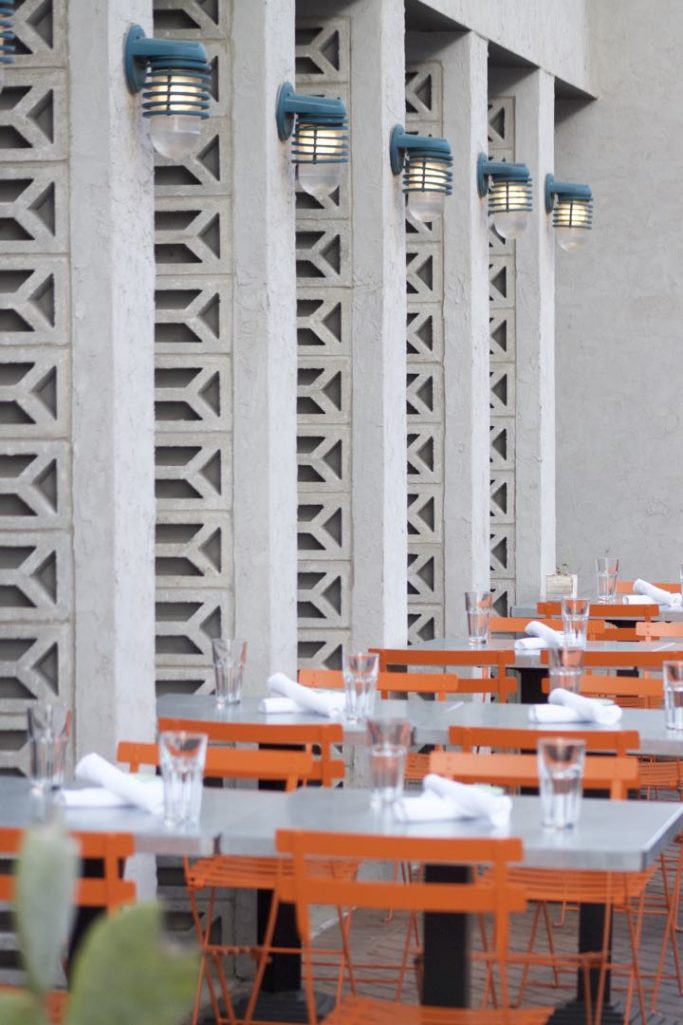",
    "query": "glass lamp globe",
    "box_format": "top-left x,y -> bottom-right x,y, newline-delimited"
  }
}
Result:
150,114 -> 201,159
556,226 -> 590,252
490,180 -> 530,239
405,157 -> 448,223
554,198 -> 592,251
147,72 -> 205,159
407,189 -> 445,224
295,125 -> 345,200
